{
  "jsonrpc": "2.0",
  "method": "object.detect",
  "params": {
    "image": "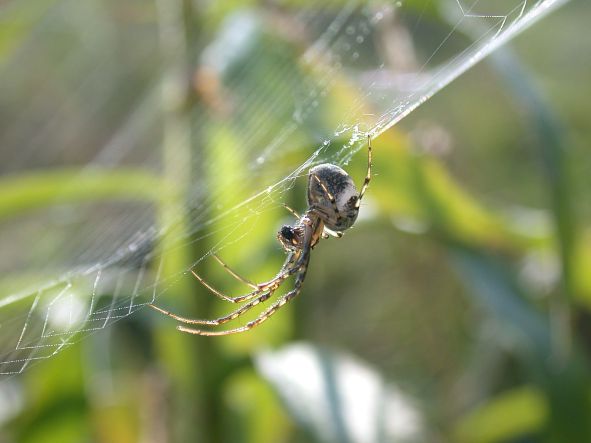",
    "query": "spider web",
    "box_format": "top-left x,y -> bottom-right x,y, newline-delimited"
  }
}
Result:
0,0 -> 569,375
